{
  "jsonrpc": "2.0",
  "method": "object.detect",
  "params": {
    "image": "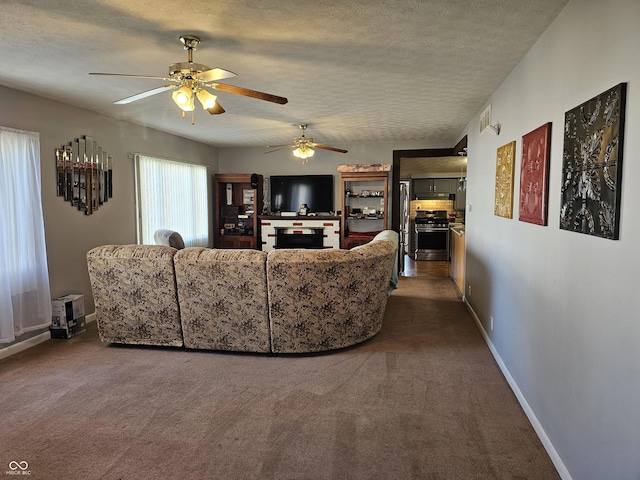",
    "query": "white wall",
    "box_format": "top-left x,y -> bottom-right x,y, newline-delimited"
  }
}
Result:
0,86 -> 219,322
462,0 -> 640,478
